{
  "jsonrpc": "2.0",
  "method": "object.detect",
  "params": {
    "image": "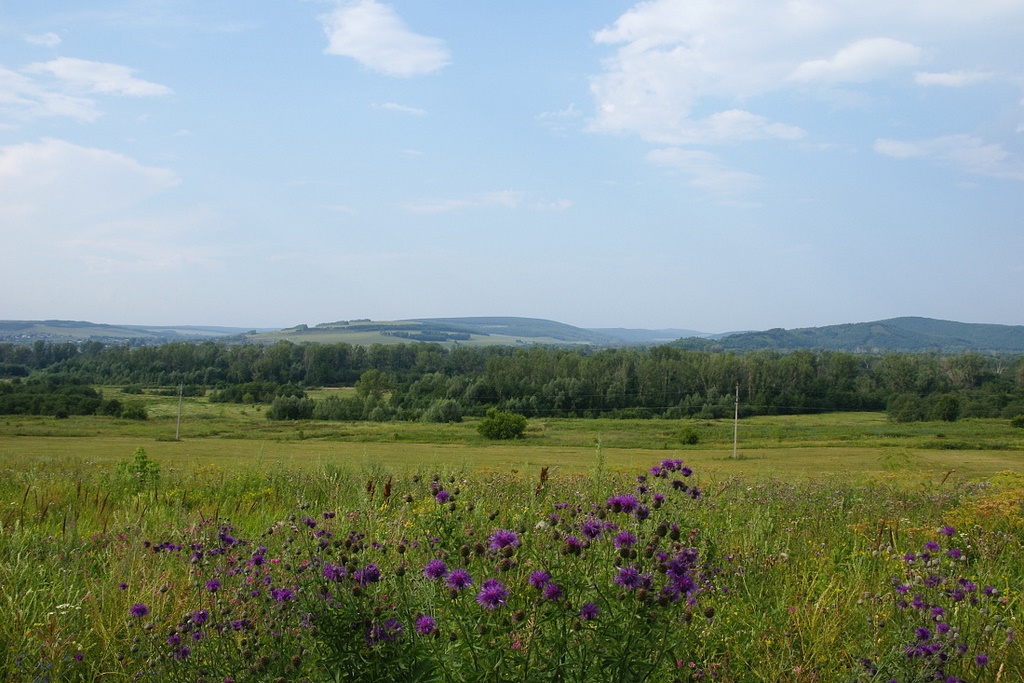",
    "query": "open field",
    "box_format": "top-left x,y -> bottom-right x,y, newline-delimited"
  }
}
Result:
1,389 -> 1021,483
1,395 -> 1022,681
